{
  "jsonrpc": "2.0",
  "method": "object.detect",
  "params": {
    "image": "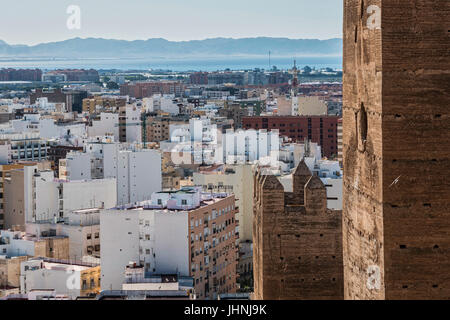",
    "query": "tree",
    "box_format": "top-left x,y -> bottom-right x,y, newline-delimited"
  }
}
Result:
303,66 -> 312,74
106,81 -> 119,89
